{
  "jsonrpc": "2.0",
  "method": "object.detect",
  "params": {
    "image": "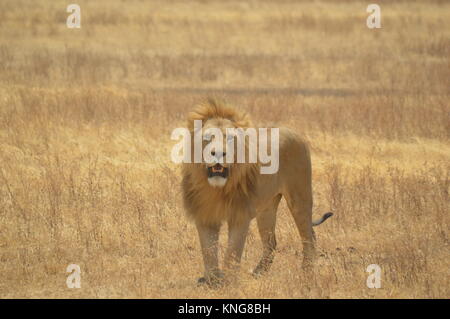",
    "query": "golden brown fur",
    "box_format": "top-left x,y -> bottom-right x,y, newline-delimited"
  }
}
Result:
181,98 -> 332,286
